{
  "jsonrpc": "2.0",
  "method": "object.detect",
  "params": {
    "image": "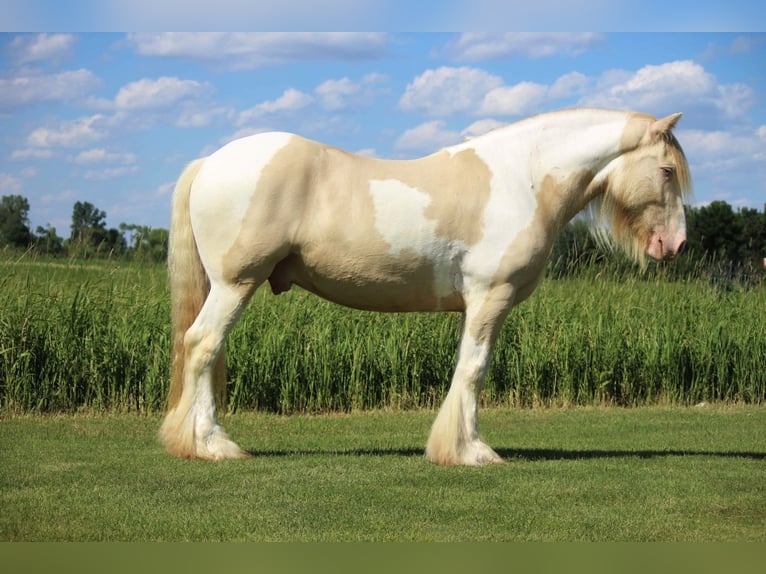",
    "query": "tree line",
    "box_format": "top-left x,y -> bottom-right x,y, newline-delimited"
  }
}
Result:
1,193 -> 765,277
0,195 -> 168,263
548,201 -> 766,283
